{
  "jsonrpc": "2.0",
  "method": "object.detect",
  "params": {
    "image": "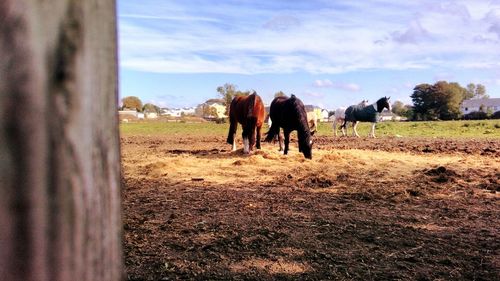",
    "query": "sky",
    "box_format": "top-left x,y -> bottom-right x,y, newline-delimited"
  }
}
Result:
118,0 -> 500,110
